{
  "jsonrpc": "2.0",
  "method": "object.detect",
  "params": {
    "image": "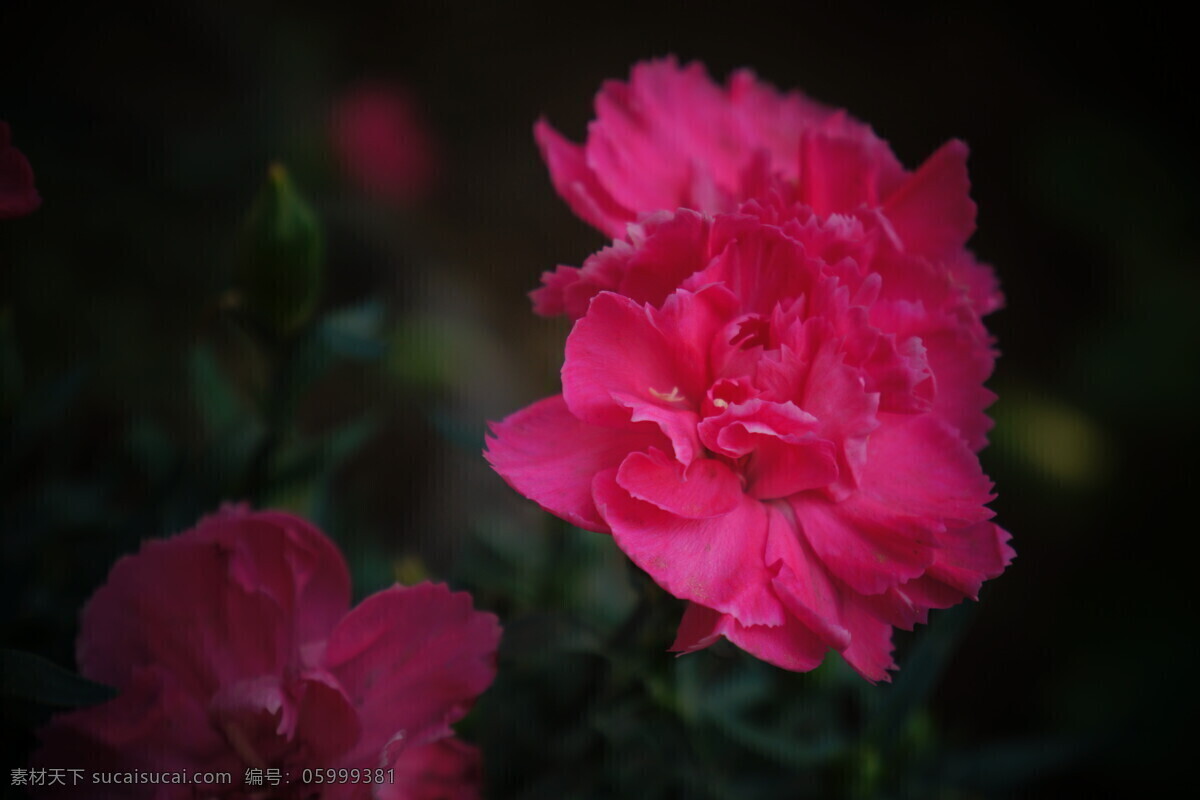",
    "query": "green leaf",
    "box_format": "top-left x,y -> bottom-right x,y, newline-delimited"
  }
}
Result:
235,163 -> 324,337
188,345 -> 246,435
1,649 -> 116,708
318,299 -> 387,361
695,660 -> 772,717
268,415 -> 380,495
269,301 -> 386,423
